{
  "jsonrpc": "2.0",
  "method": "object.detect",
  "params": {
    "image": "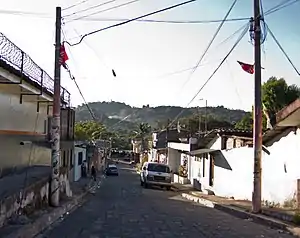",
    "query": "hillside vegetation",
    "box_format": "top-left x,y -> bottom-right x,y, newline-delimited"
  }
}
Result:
75,101 -> 247,131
